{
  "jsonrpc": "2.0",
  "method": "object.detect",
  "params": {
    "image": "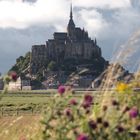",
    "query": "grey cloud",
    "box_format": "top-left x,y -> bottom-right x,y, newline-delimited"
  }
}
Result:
131,0 -> 140,9
23,0 -> 37,3
1,0 -> 140,74
74,2 -> 140,64
0,26 -> 55,74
